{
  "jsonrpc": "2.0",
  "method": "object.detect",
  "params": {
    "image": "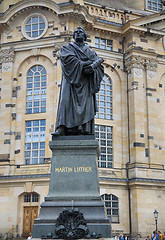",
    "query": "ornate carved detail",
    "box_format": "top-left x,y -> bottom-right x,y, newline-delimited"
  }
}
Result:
125,56 -> 145,72
55,209 -> 89,239
53,43 -> 64,59
30,48 -> 41,56
0,49 -> 14,63
125,56 -> 158,74
145,59 -> 158,72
